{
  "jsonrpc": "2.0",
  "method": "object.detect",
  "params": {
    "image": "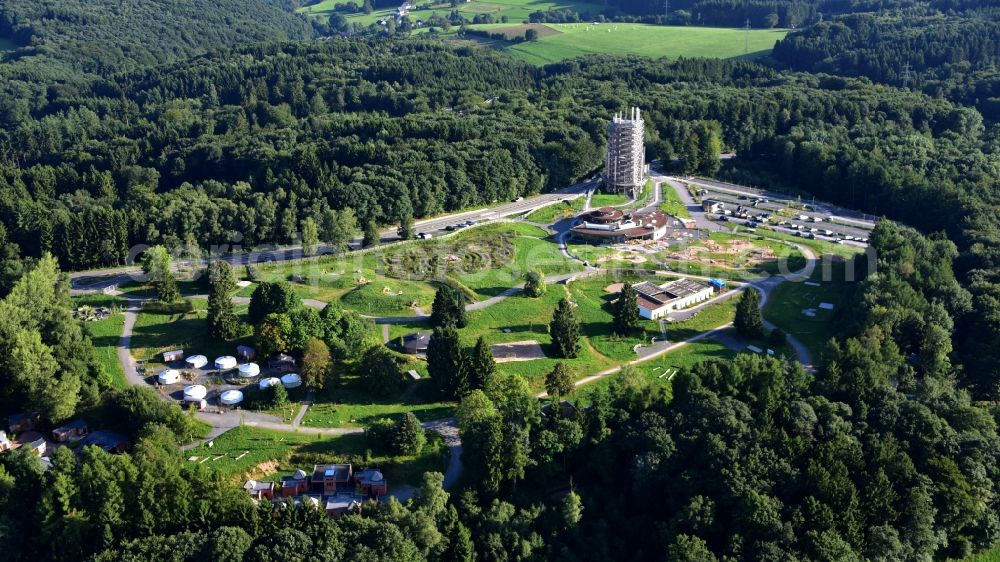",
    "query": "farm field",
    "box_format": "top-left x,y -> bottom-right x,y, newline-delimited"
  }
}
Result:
303,0 -> 607,26
495,24 -> 787,65
187,425 -> 449,487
